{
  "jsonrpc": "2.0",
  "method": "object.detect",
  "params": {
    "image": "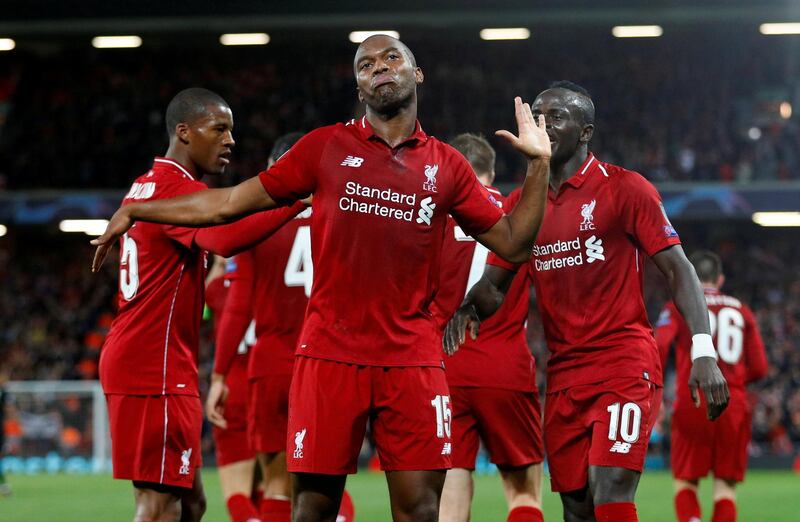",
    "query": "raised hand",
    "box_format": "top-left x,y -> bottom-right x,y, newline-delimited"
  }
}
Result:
495,97 -> 552,161
90,206 -> 134,272
689,357 -> 730,420
442,304 -> 481,356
